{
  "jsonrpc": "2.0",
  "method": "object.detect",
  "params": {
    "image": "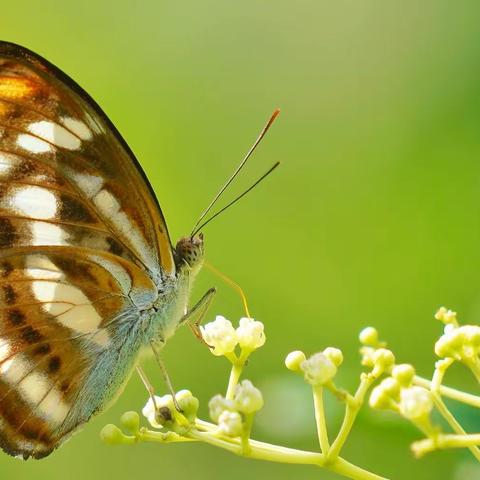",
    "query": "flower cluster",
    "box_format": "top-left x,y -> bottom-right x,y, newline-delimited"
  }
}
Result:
369,364 -> 434,424
209,380 -> 264,436
200,315 -> 266,356
434,307 -> 480,367
285,348 -> 343,386
358,327 -> 395,377
142,390 -> 199,433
